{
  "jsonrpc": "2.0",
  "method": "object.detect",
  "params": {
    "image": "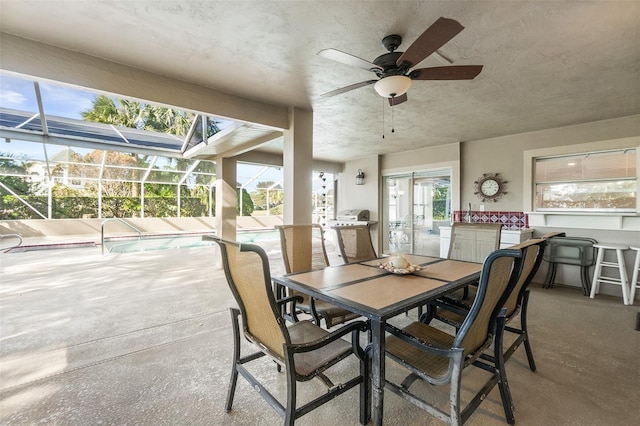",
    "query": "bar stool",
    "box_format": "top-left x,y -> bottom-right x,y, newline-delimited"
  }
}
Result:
590,243 -> 630,305
629,246 -> 640,305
